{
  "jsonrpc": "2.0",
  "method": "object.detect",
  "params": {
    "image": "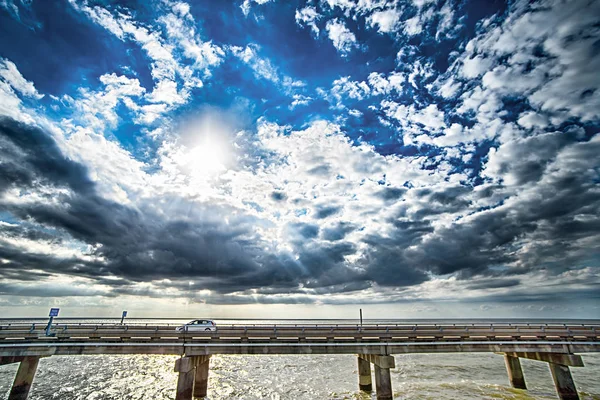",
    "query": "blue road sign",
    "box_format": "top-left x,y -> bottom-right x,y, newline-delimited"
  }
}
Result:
122,311 -> 127,318
49,308 -> 59,317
